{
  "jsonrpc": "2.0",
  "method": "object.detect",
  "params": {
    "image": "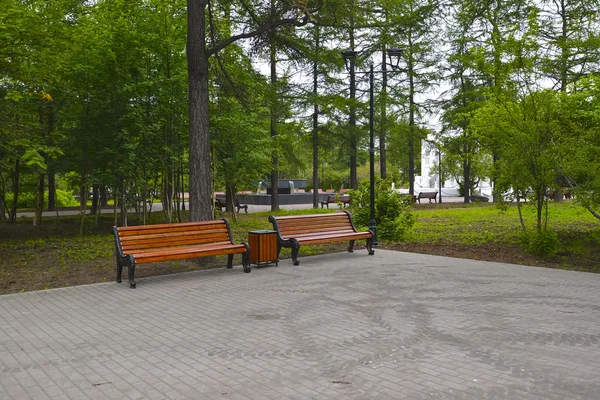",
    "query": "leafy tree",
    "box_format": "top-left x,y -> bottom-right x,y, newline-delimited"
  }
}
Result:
556,76 -> 600,221
386,0 -> 442,196
187,0 -> 314,222
472,90 -> 563,231
538,0 -> 600,92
